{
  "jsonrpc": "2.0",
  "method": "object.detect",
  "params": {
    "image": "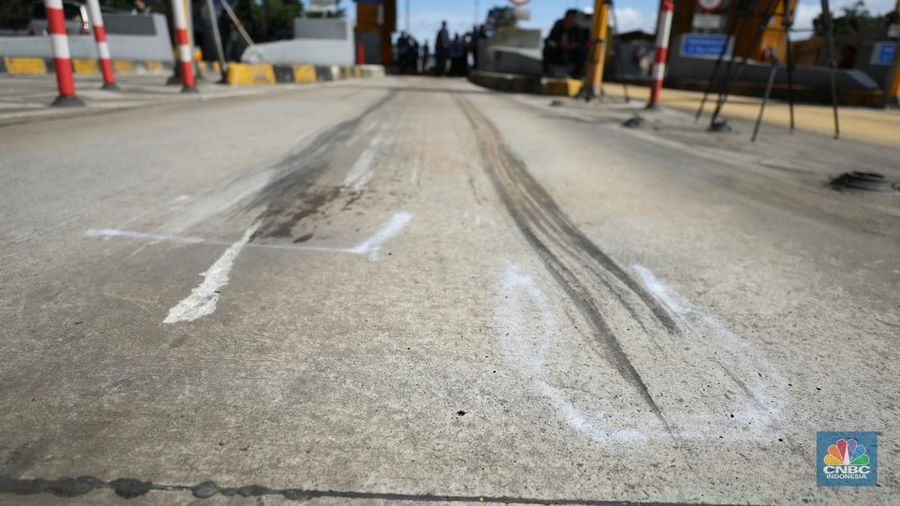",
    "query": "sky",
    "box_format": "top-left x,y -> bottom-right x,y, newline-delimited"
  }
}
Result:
344,0 -> 898,45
